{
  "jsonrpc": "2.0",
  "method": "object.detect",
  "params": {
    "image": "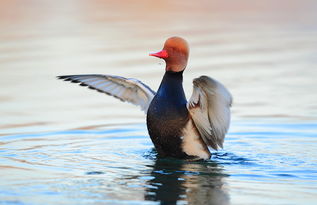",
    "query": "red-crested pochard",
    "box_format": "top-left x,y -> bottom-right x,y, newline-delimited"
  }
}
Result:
58,37 -> 232,160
